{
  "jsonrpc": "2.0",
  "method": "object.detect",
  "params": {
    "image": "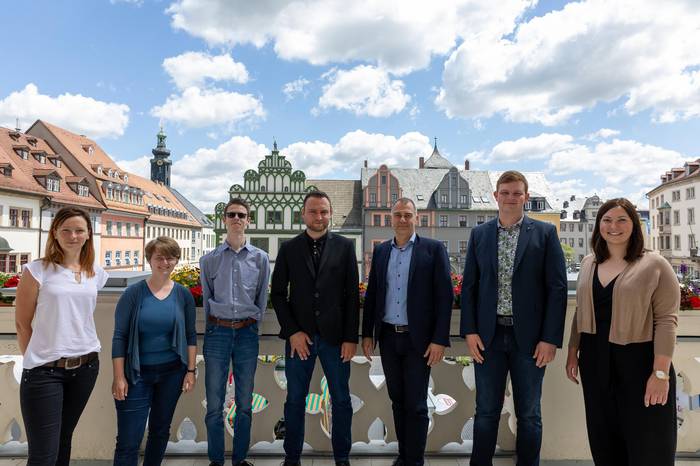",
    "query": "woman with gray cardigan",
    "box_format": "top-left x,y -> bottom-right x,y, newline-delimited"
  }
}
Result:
566,198 -> 679,466
111,237 -> 197,466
